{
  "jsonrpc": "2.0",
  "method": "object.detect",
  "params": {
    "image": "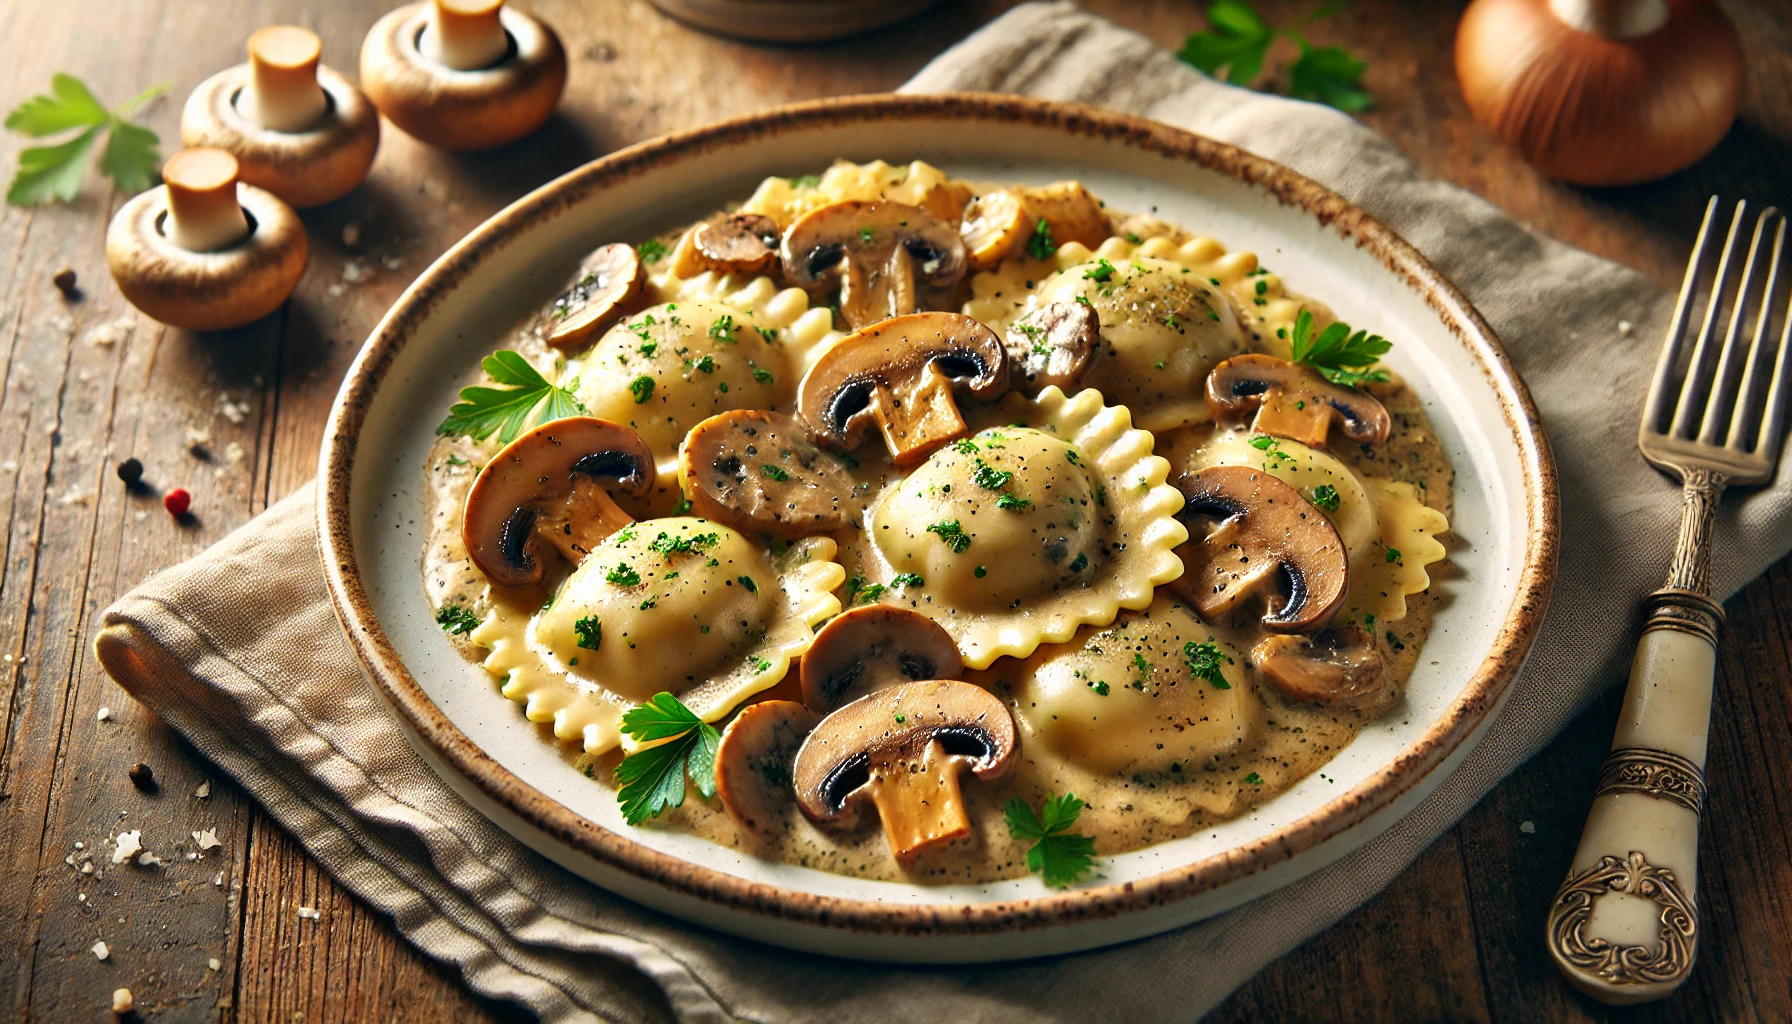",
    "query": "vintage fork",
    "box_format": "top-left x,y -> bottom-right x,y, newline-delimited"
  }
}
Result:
1546,199 -> 1790,1004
